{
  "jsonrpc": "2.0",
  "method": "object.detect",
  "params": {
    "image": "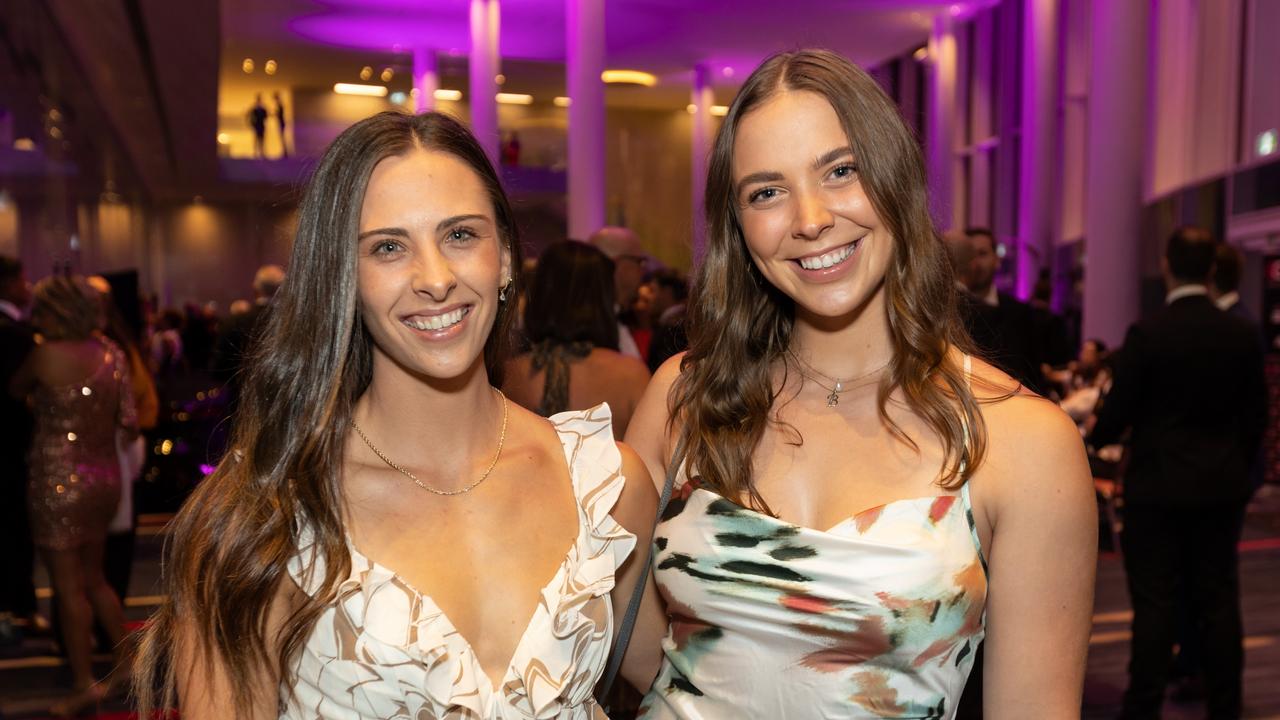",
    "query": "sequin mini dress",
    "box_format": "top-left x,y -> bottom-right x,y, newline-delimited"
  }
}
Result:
27,338 -> 136,550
